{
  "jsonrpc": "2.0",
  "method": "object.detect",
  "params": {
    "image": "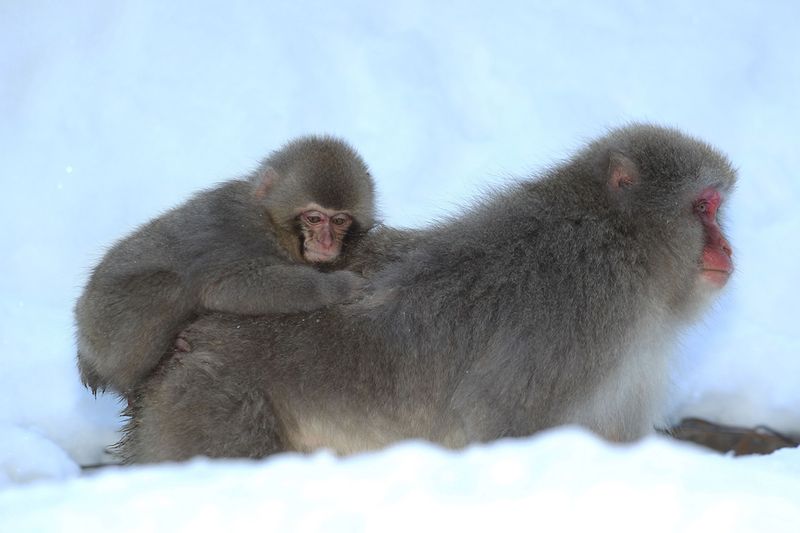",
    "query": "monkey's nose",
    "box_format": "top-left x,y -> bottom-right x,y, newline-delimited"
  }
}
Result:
720,236 -> 733,257
318,228 -> 333,247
